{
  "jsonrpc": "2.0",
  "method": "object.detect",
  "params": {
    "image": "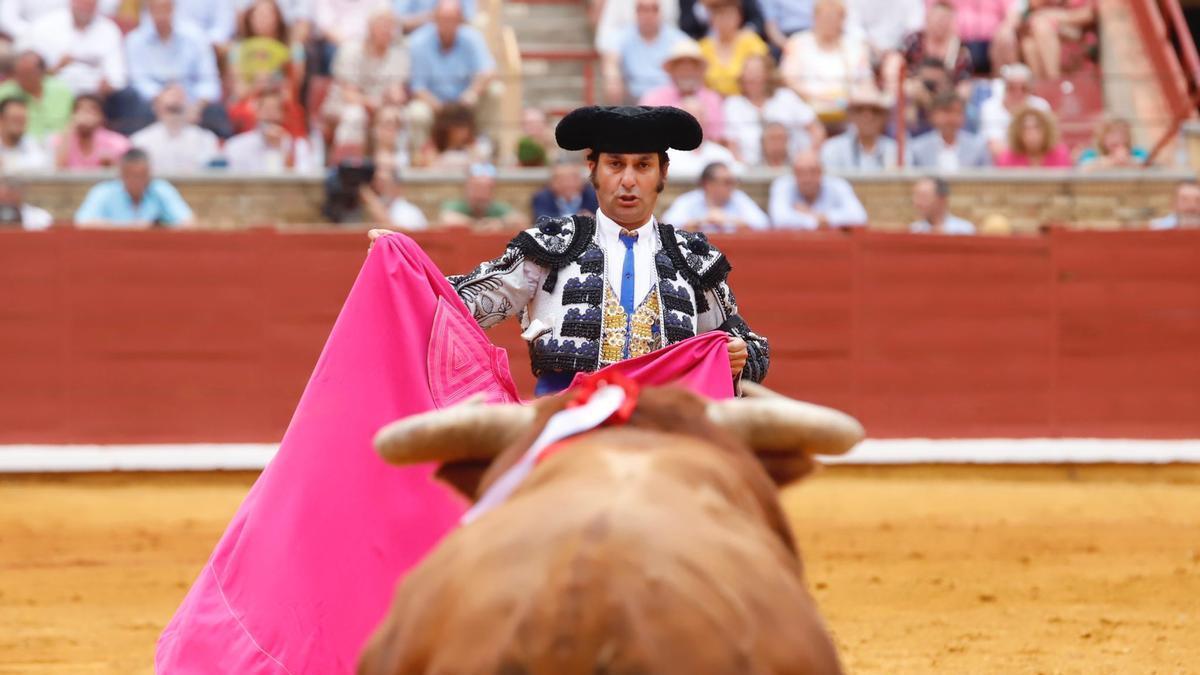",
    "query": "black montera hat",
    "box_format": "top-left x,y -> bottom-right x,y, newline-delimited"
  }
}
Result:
555,105 -> 703,154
